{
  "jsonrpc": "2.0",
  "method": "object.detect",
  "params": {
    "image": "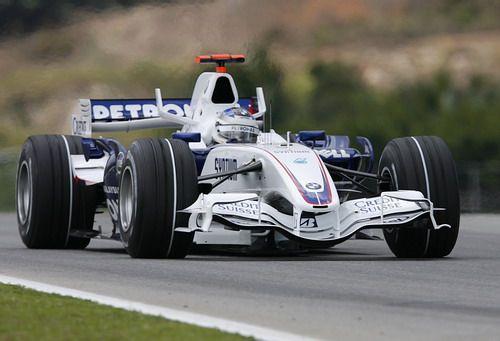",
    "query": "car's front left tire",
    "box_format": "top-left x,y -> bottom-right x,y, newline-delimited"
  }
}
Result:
118,138 -> 198,259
